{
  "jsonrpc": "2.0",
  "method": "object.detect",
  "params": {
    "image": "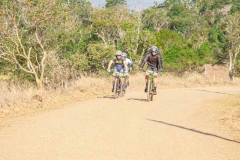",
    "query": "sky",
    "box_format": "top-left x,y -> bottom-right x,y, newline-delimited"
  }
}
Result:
88,0 -> 165,8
